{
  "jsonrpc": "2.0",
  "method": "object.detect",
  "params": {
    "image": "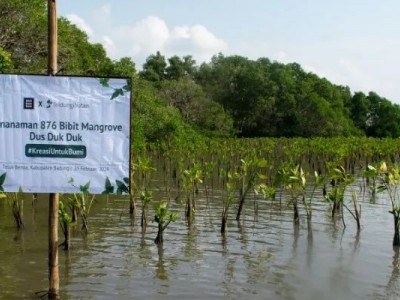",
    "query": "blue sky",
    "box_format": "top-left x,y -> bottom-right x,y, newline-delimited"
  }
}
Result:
58,1 -> 400,103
